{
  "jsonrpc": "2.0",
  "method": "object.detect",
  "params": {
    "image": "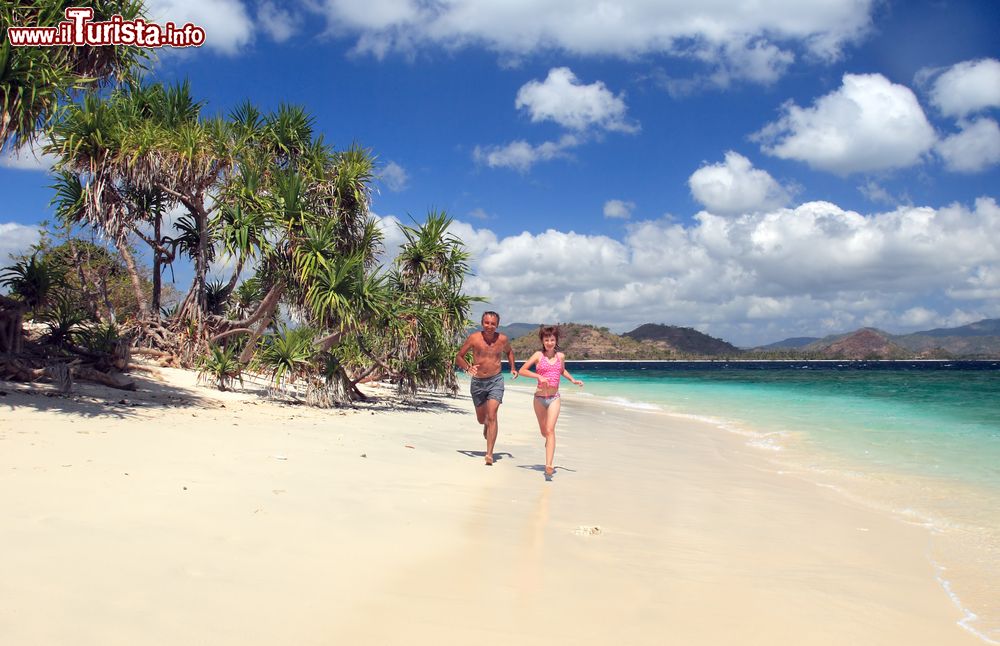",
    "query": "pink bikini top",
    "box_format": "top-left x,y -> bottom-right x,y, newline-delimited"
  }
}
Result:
536,353 -> 562,387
